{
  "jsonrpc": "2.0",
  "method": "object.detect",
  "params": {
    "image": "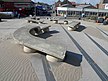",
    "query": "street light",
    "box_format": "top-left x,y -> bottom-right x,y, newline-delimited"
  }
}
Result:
32,0 -> 36,19
34,4 -> 36,19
